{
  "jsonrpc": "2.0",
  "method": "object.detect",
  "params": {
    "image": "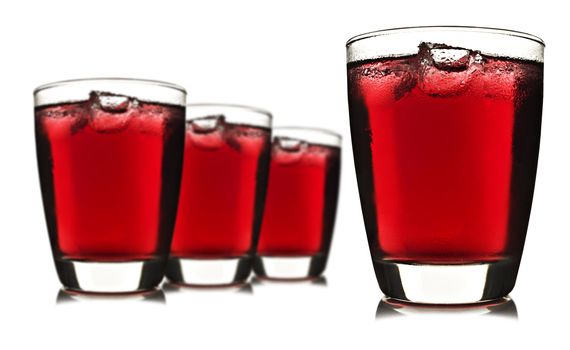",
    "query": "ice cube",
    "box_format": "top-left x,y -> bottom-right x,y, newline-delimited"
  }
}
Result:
273,137 -> 308,164
131,104 -> 167,136
187,115 -> 226,150
89,91 -> 137,133
38,104 -> 89,135
417,43 -> 483,97
276,137 -> 307,152
361,66 -> 389,79
471,58 -> 519,100
225,126 -> 269,153
71,114 -> 89,134
357,59 -> 418,101
190,115 -> 224,134
429,48 -> 471,71
224,126 -> 242,152
302,145 -> 329,166
393,69 -> 417,101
